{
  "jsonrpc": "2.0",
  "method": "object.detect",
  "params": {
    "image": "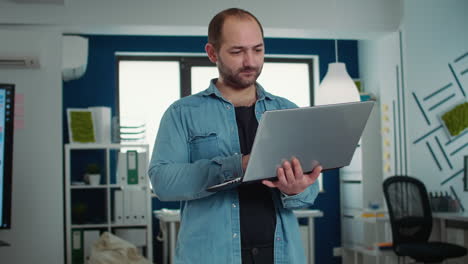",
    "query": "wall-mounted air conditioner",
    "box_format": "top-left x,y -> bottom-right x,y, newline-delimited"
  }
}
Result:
0,56 -> 40,69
